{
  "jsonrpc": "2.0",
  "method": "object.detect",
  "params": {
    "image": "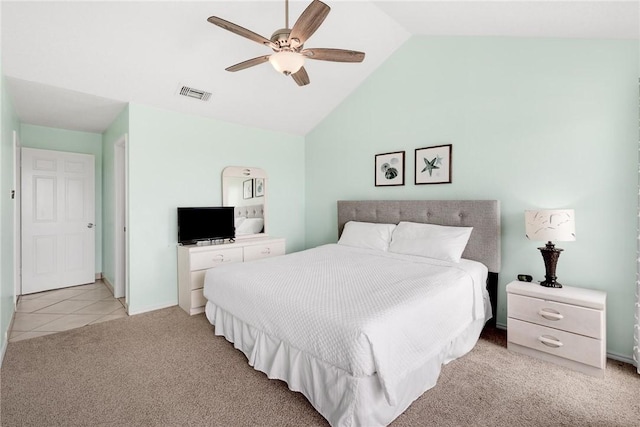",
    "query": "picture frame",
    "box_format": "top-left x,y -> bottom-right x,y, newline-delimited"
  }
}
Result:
243,179 -> 253,199
254,178 -> 264,197
415,144 -> 452,185
375,151 -> 405,187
